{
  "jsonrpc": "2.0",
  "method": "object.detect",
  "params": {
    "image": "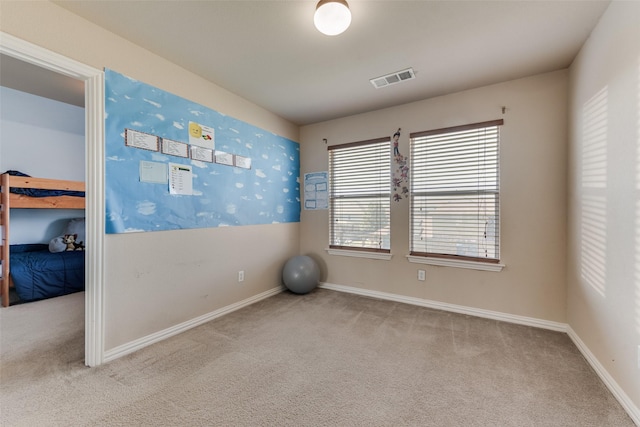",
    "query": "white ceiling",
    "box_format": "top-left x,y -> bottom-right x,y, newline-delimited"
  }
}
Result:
7,1 -> 611,125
